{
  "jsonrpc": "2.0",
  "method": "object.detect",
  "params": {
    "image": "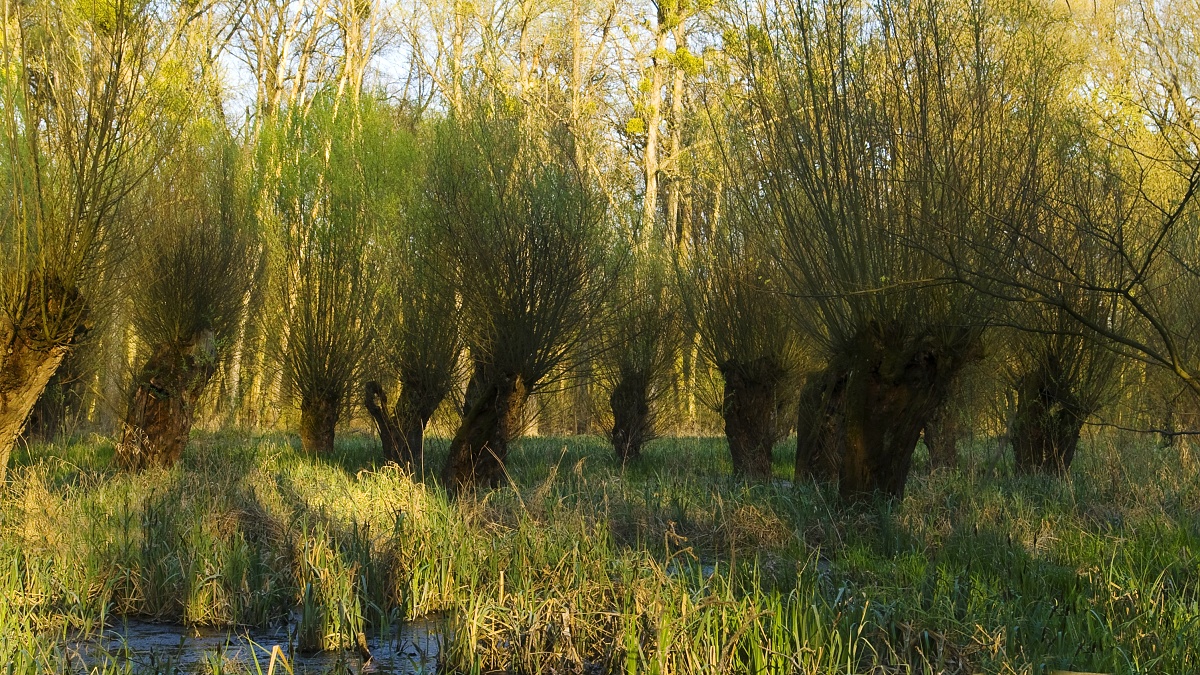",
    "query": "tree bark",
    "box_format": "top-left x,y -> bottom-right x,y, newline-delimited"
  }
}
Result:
609,371 -> 652,463
794,369 -> 845,482
300,391 -> 340,455
835,330 -> 976,500
719,358 -> 789,480
396,398 -> 428,474
0,275 -> 90,481
1011,376 -> 1086,475
365,380 -> 437,473
441,367 -> 528,492
922,401 -> 960,470
0,343 -> 69,482
118,331 -> 217,469
23,351 -> 87,441
365,380 -> 404,463
838,369 -> 934,499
